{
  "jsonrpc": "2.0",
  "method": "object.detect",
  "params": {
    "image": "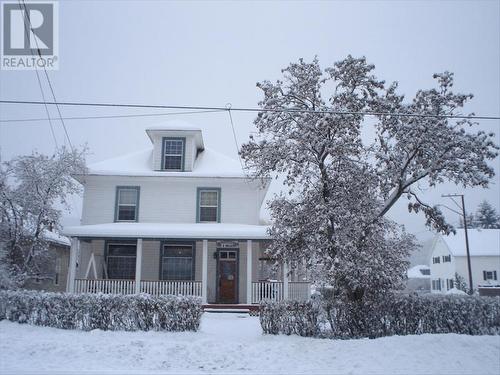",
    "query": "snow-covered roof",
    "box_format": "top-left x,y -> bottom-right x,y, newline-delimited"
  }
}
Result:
407,265 -> 430,279
442,229 -> 500,257
145,120 -> 204,149
79,147 -> 251,179
63,223 -> 271,240
43,230 -> 71,247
